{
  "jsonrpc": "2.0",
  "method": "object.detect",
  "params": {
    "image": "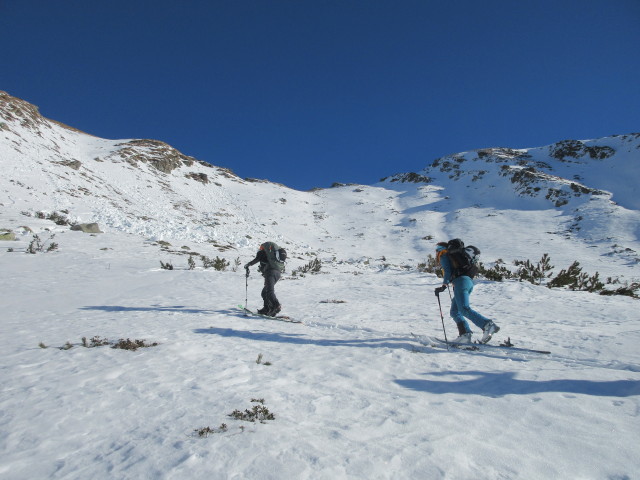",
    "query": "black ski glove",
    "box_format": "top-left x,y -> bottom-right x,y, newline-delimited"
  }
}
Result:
244,265 -> 250,277
434,285 -> 447,296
